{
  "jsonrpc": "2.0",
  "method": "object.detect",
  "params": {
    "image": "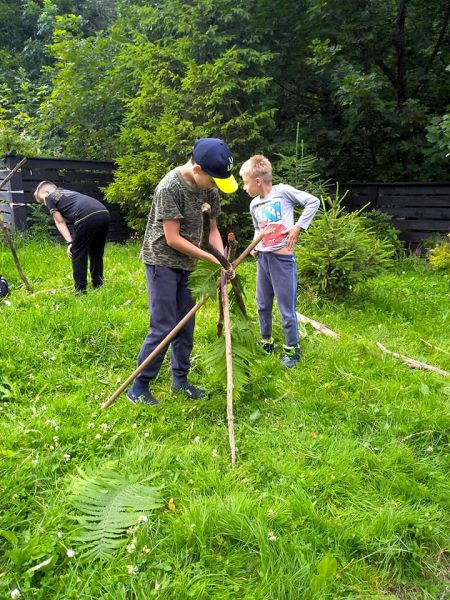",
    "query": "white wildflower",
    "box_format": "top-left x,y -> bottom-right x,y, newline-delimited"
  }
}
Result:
268,531 -> 277,541
132,423 -> 138,429
100,423 -> 109,432
142,545 -> 150,554
138,515 -> 148,523
10,589 -> 21,599
87,422 -> 95,429
32,407 -> 37,415
190,523 -> 196,529
127,526 -> 138,535
57,531 -> 63,538
63,453 -> 71,462
426,446 -> 433,452
267,508 -> 274,517
66,549 -> 75,558
49,445 -> 55,451
144,431 -> 150,438
126,542 -> 136,553
53,435 -> 59,443
194,436 -> 201,444
211,448 -> 218,458
32,459 -> 38,465
95,433 -> 101,440
127,564 -> 138,575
